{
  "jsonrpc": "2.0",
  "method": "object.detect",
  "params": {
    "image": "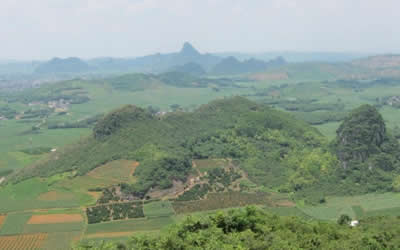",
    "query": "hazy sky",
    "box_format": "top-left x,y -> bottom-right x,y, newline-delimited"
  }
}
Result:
1,0 -> 399,60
